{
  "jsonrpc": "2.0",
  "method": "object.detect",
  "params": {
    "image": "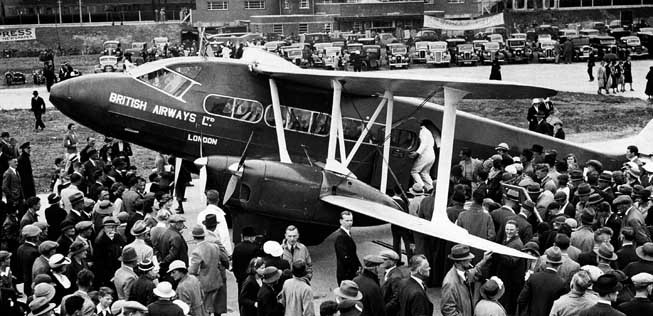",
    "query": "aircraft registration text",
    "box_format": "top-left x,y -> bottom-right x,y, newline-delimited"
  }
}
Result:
109,92 -> 147,111
187,133 -> 218,145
